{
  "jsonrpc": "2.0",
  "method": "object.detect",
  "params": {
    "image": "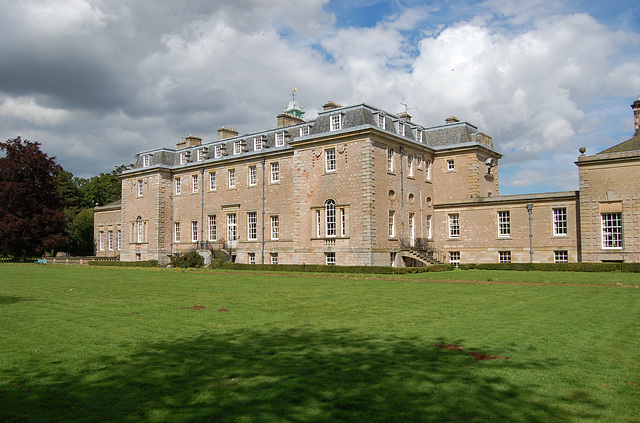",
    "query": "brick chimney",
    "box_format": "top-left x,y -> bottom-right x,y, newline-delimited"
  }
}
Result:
218,126 -> 238,140
445,115 -> 460,124
396,112 -> 412,122
323,101 -> 342,111
177,134 -> 202,150
632,96 -> 640,137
